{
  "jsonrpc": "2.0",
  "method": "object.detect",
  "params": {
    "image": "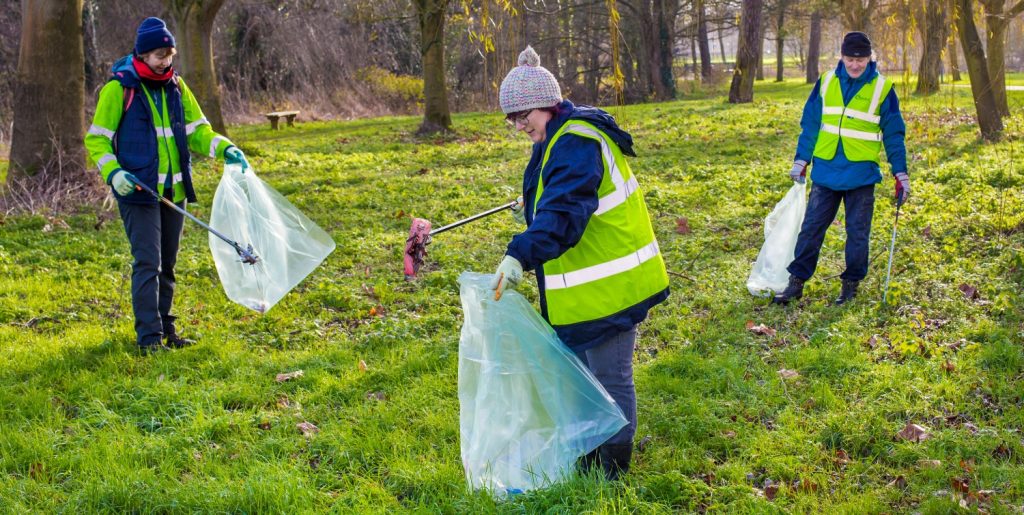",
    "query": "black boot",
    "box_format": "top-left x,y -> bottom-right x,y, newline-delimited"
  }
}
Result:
599,444 -> 633,481
577,447 -> 601,476
771,276 -> 805,305
835,280 -> 859,305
